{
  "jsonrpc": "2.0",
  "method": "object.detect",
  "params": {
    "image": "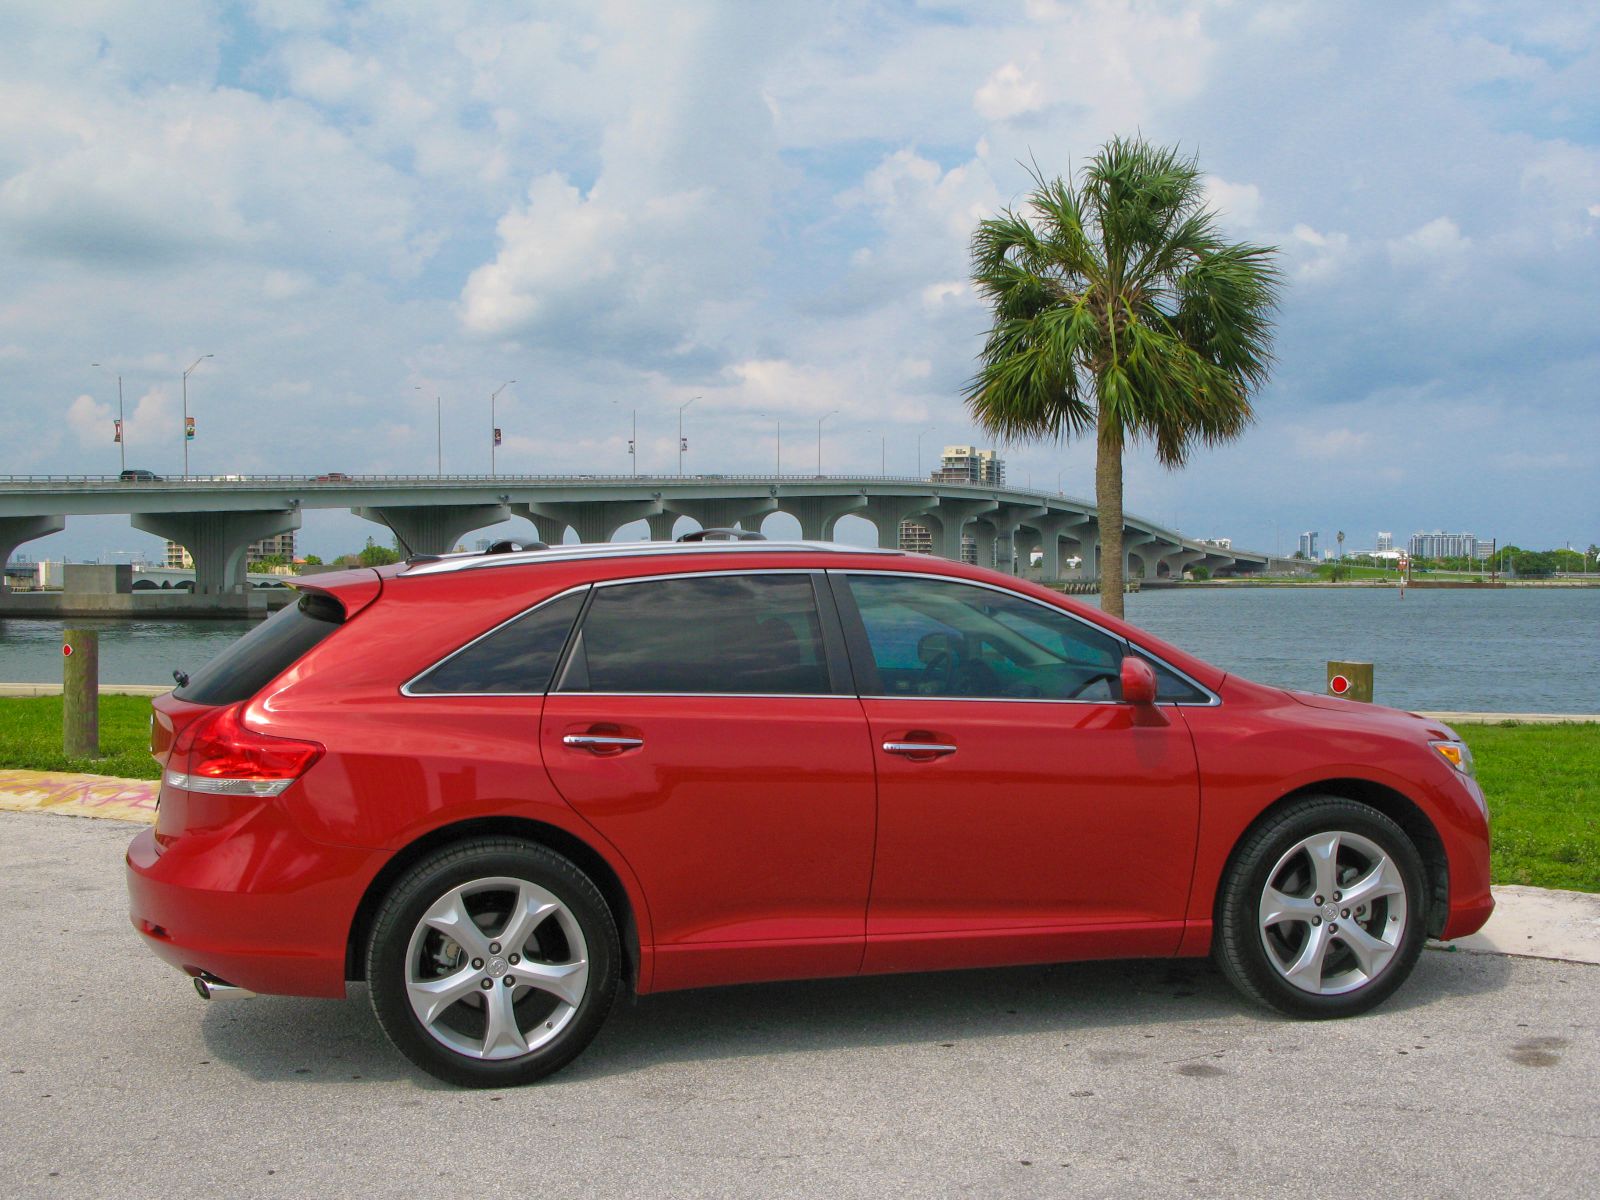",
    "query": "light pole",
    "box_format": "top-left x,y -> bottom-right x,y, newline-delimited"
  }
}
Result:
91,362 -> 125,473
916,427 -> 935,478
630,408 -> 637,476
678,396 -> 698,475
817,409 -> 839,475
776,417 -> 782,475
181,354 -> 212,480
490,380 -> 515,477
